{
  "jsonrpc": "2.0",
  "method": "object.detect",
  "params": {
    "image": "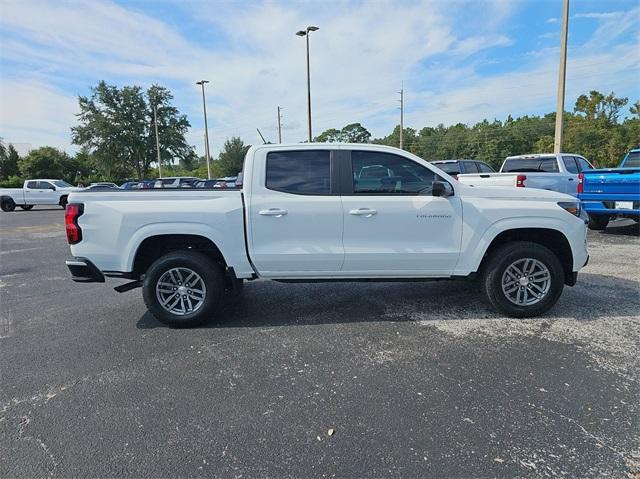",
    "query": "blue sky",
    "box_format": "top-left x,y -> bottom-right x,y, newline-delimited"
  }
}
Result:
1,0 -> 638,156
